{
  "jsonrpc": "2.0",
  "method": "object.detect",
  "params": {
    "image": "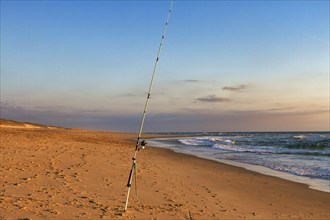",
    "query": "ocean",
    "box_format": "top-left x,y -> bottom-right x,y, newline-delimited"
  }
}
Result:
148,132 -> 330,192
